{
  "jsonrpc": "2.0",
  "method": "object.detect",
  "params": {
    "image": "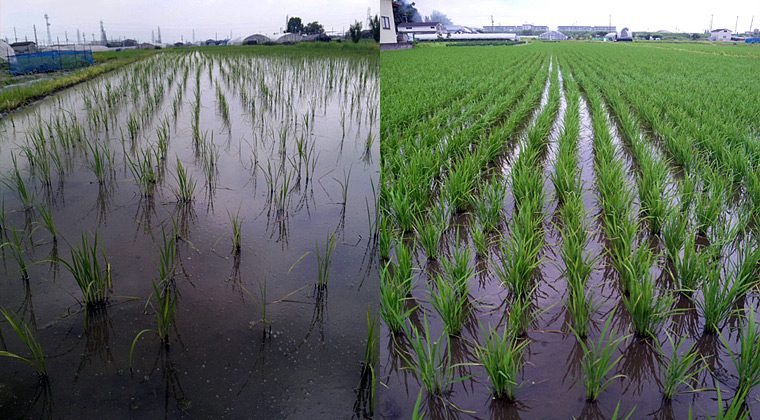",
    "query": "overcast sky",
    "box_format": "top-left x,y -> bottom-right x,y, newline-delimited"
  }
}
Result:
416,0 -> 760,33
0,0 -> 374,45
